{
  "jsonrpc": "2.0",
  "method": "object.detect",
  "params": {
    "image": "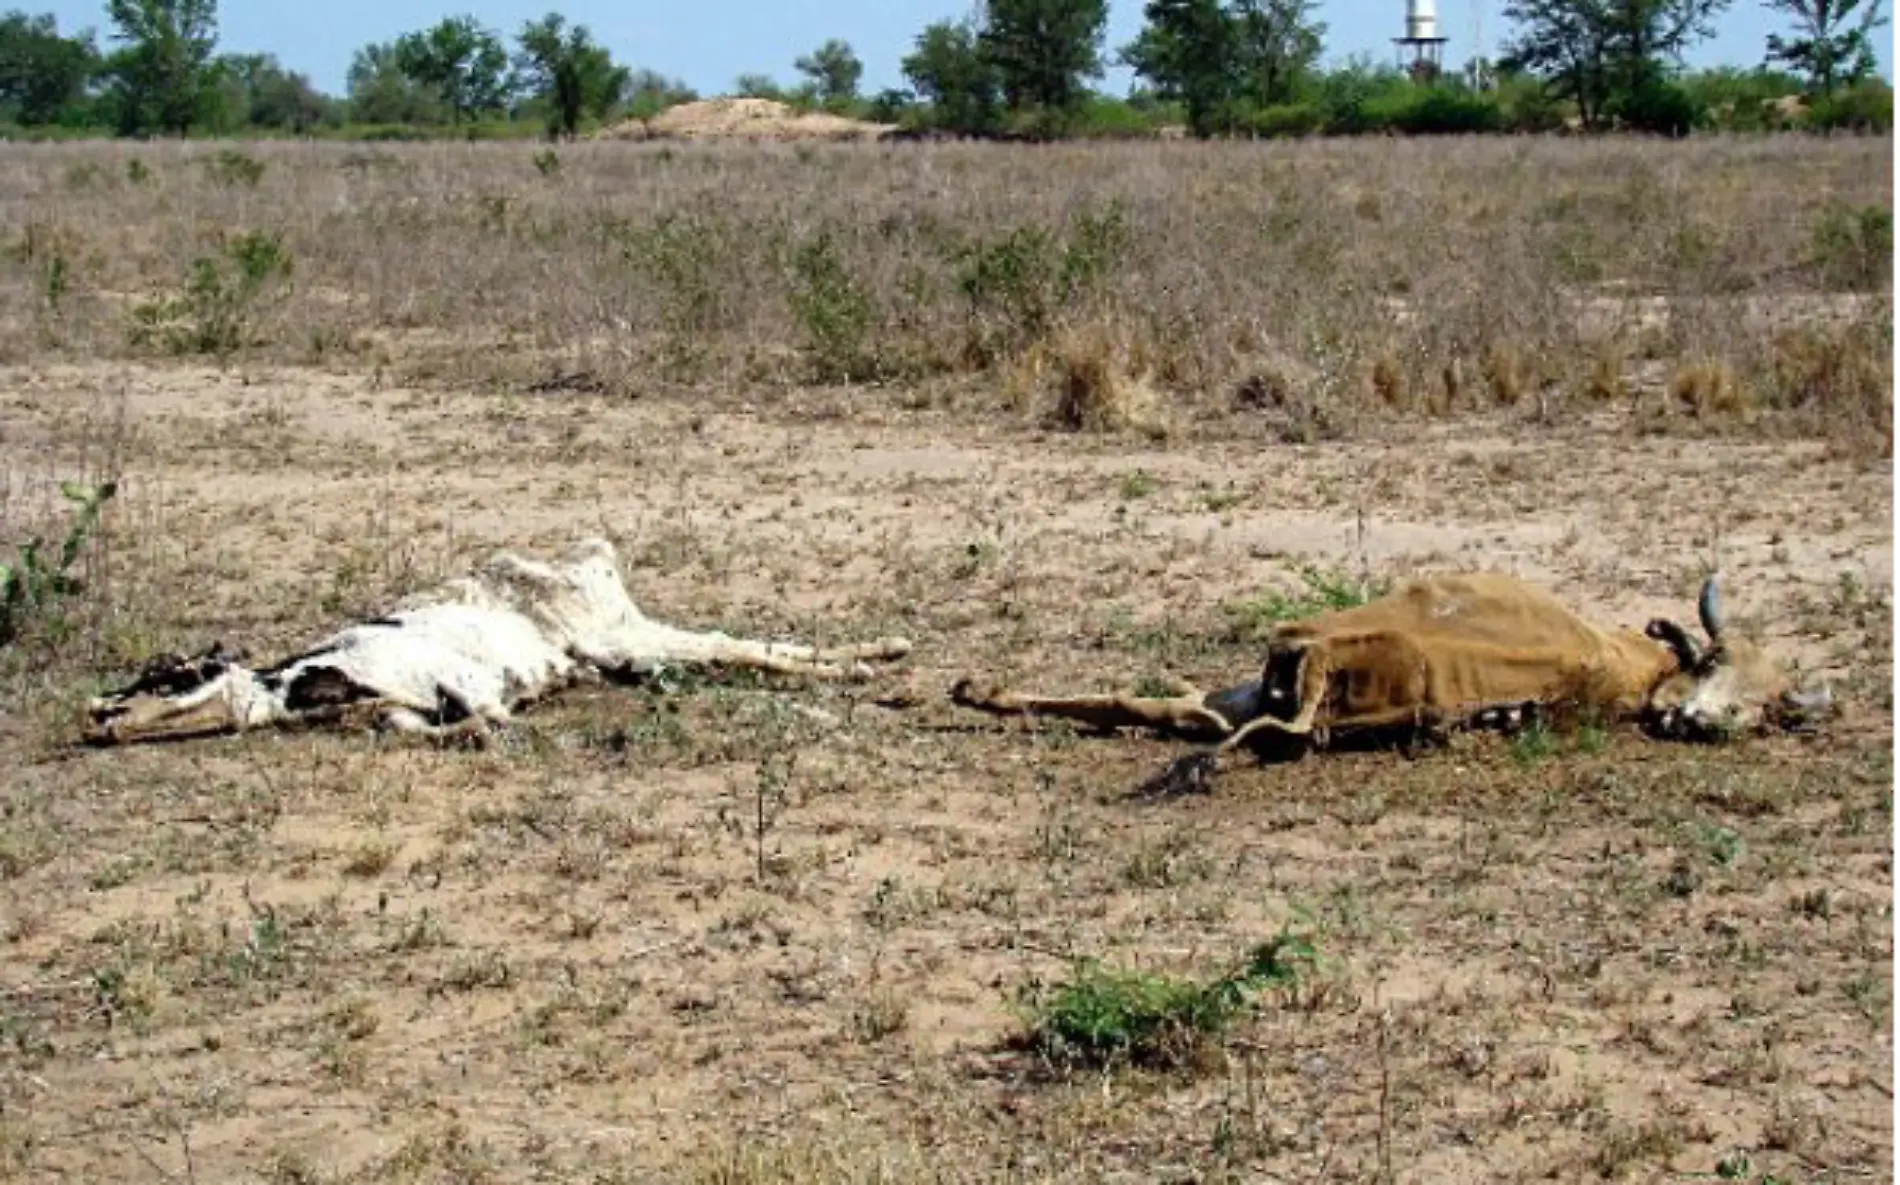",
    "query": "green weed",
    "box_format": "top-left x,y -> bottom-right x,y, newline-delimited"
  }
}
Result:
0,480 -> 116,647
1016,927 -> 1321,1070
129,230 -> 294,359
